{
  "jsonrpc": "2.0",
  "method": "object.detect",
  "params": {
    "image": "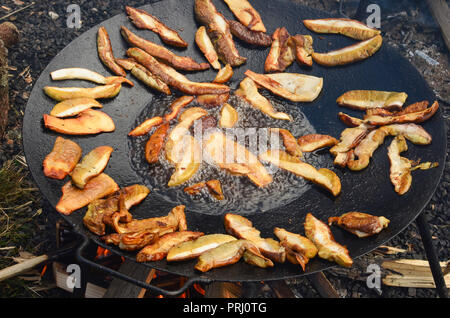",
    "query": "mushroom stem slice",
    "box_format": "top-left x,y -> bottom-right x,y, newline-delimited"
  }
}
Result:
219,103 -> 239,128
337,90 -> 408,110
43,84 -> 121,101
228,20 -> 272,47
223,0 -> 266,32
297,134 -> 338,152
270,128 -> 303,157
50,98 -> 103,118
129,116 -> 164,137
71,146 -> 114,189
43,137 -> 82,180
97,27 -> 127,77
303,18 -> 381,40
195,26 -> 221,70
130,63 -> 171,95
328,212 -> 390,238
